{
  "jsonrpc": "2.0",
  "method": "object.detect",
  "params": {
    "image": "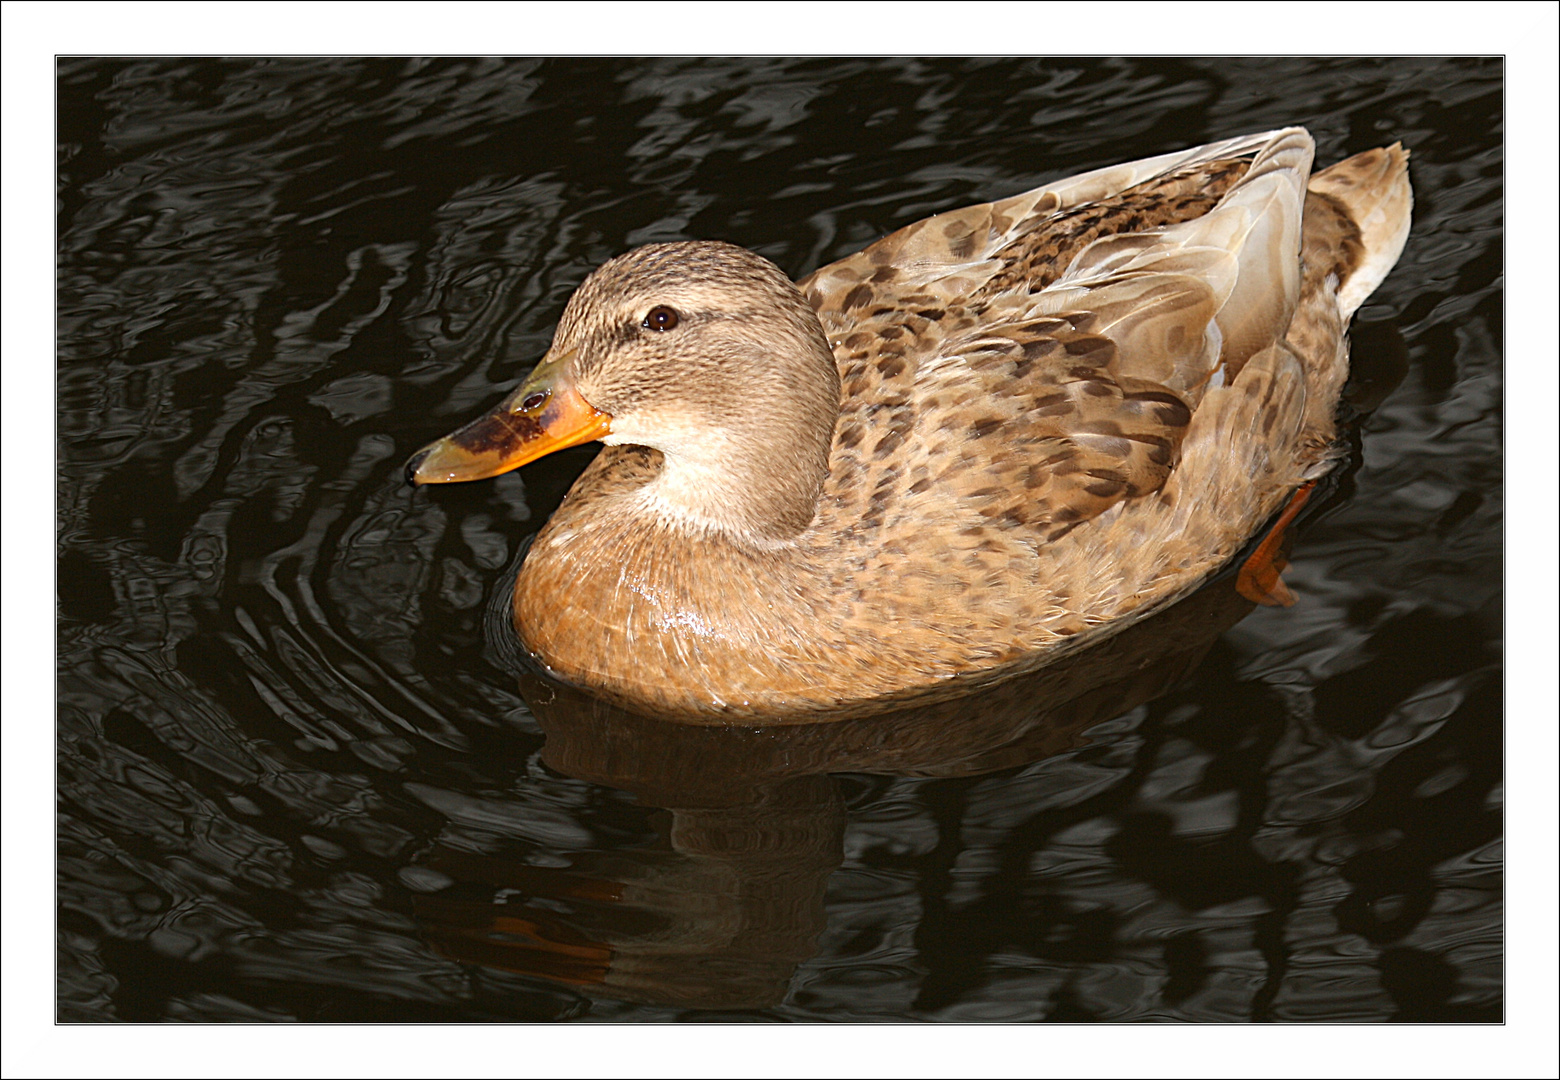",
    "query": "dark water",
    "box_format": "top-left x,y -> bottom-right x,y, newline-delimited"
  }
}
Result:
56,57 -> 1502,1023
